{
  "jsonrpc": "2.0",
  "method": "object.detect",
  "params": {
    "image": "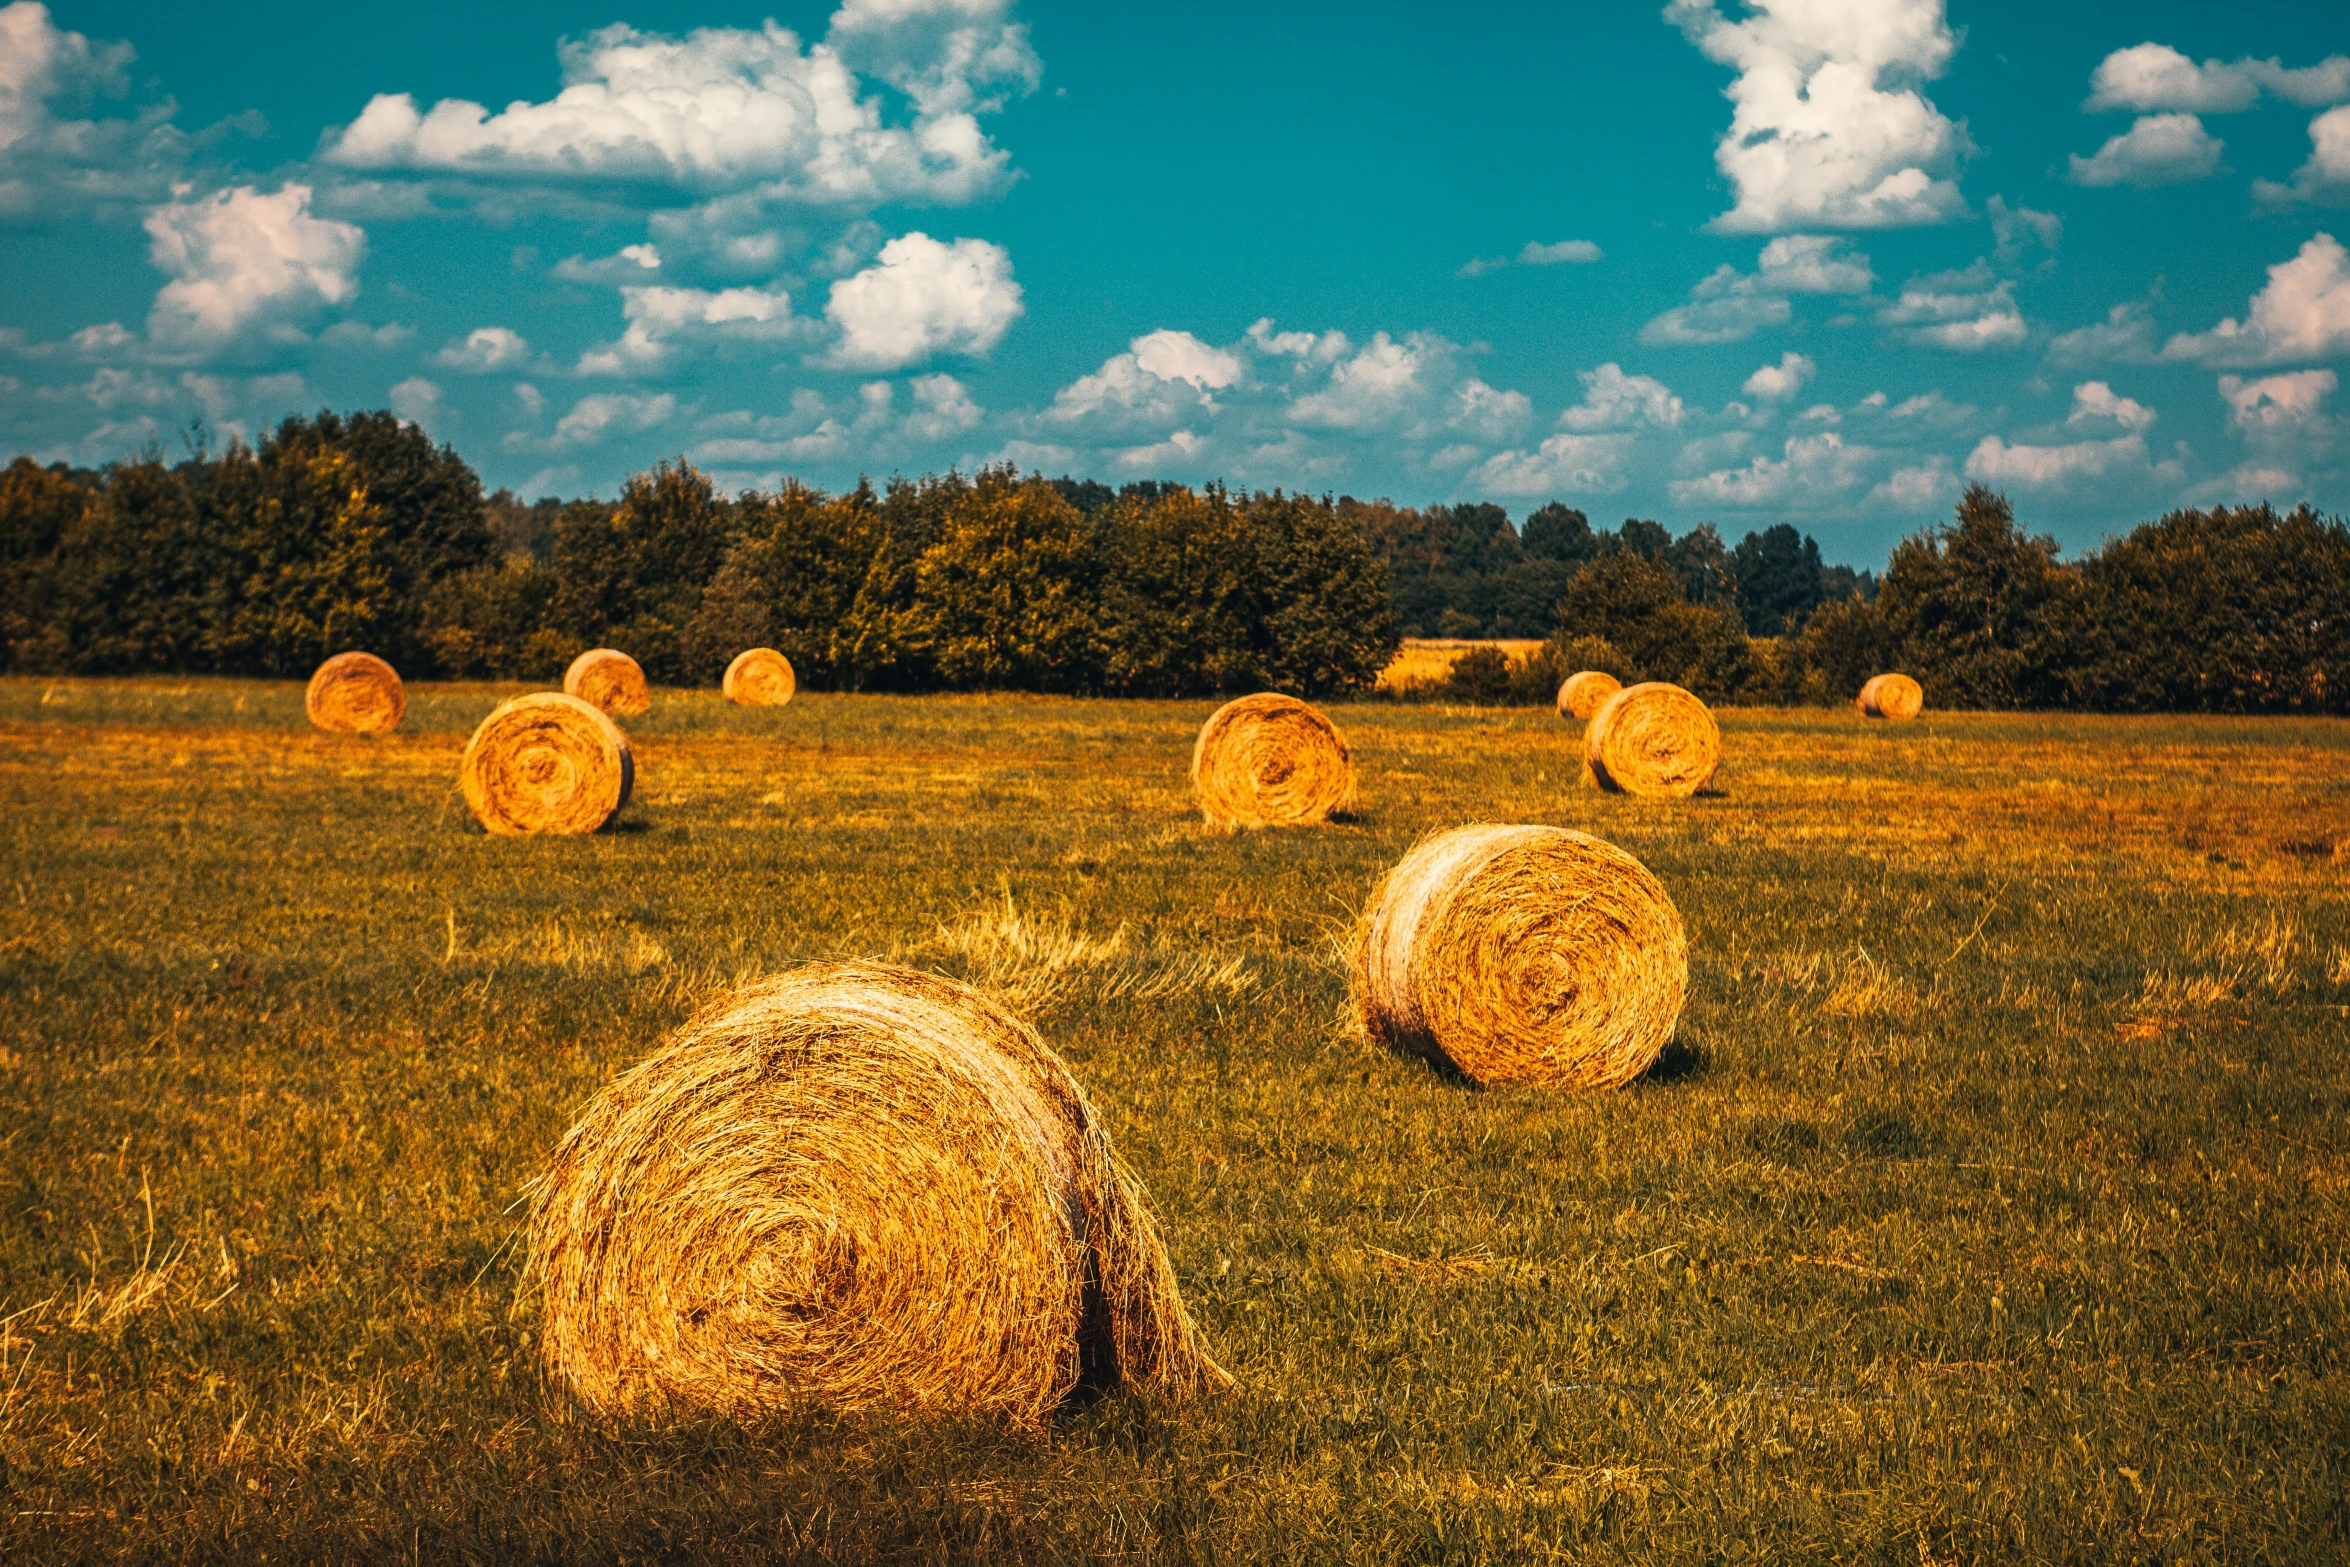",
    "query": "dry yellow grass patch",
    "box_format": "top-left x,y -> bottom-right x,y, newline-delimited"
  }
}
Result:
1374,638 -> 1546,693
